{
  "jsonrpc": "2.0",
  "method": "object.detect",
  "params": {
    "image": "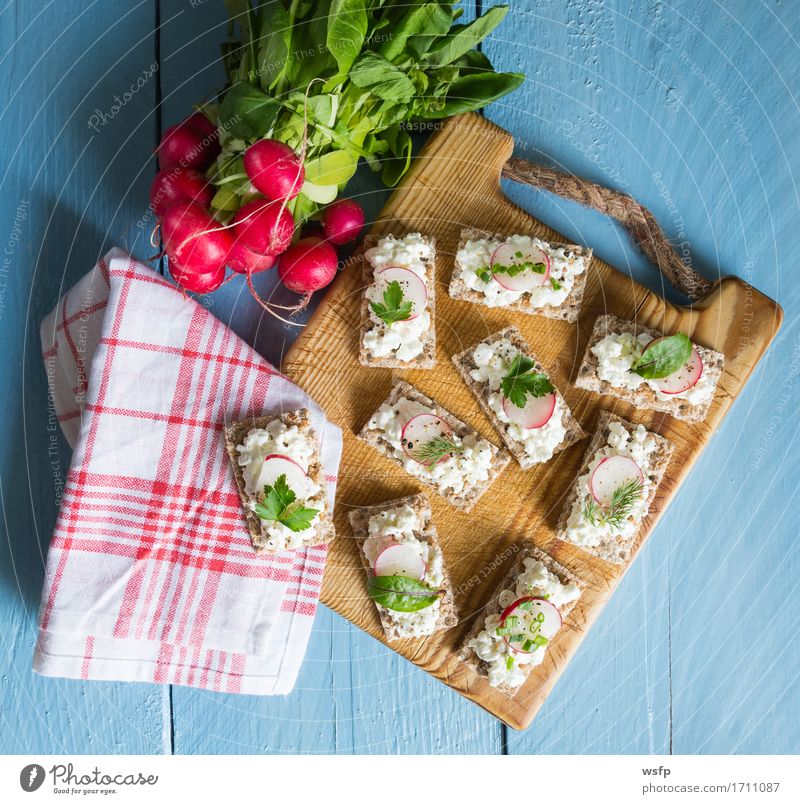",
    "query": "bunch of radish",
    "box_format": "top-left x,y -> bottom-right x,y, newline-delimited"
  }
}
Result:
149,111 -> 365,317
